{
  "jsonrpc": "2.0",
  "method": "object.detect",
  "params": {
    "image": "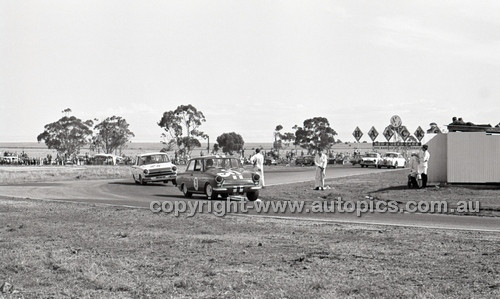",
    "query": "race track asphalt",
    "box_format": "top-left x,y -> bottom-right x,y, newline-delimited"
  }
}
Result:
1,165 -> 499,232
